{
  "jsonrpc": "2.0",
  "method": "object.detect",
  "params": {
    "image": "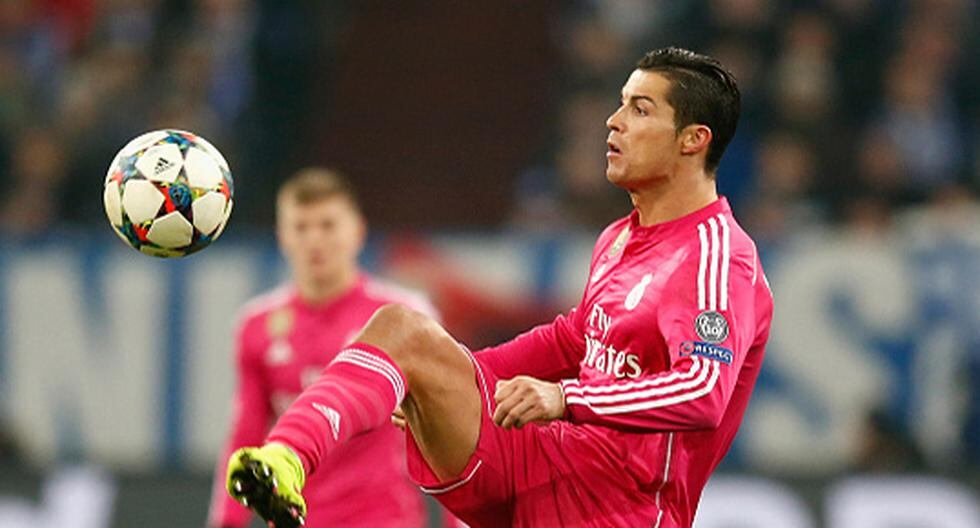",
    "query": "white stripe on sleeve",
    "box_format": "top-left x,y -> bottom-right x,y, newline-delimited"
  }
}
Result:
718,214 -> 731,311
561,358 -> 702,397
565,361 -> 720,415
697,223 -> 709,311
708,217 -> 720,311
566,358 -> 711,405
